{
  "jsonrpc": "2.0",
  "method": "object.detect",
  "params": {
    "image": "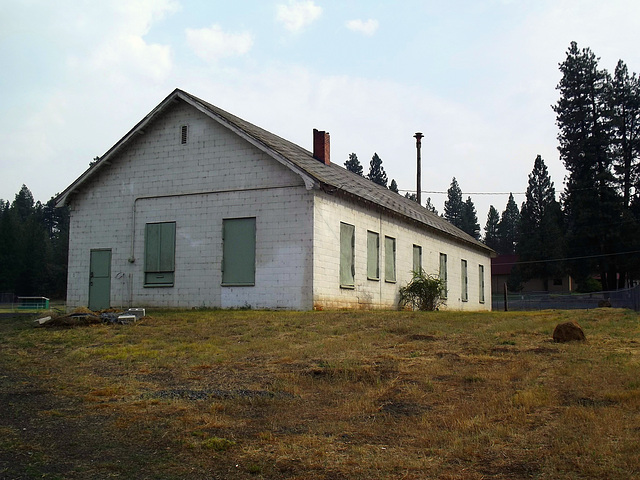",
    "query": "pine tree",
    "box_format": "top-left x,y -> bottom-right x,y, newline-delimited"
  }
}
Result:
404,192 -> 417,202
484,205 -> 500,251
497,193 -> 519,254
554,41 -> 621,289
460,196 -> 480,240
389,179 -> 399,193
0,185 -> 70,298
444,177 -> 464,229
367,153 -> 388,187
609,60 -> 640,209
345,153 -> 363,176
424,197 -> 438,215
517,155 -> 565,290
